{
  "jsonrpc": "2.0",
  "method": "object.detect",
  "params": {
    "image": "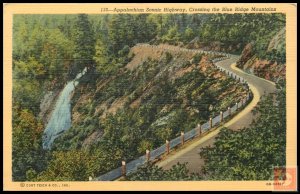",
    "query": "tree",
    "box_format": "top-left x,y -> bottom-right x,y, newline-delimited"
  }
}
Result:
200,24 -> 213,41
13,78 -> 43,114
183,27 -> 195,43
162,25 -> 181,44
12,108 -> 47,181
73,14 -> 96,74
137,140 -> 154,154
107,14 -> 123,55
13,57 -> 46,80
40,29 -> 74,81
93,38 -> 110,74
155,127 -> 172,143
36,150 -> 100,181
